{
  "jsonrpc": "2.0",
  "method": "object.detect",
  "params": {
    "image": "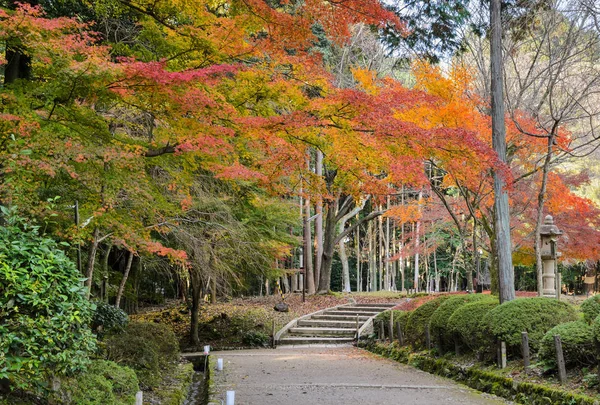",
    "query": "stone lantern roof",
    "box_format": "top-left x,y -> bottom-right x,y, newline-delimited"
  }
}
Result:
540,215 -> 562,237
